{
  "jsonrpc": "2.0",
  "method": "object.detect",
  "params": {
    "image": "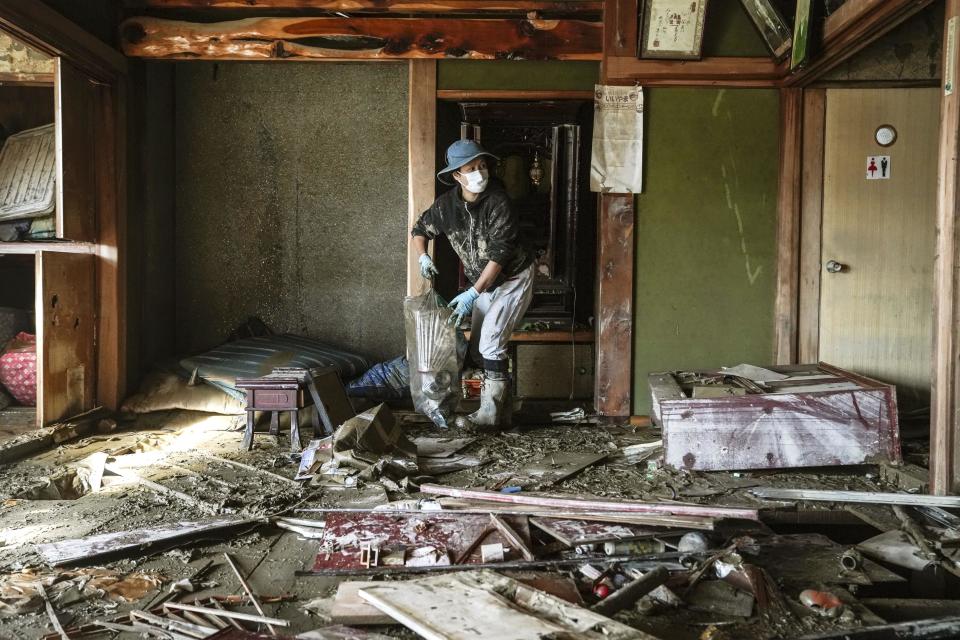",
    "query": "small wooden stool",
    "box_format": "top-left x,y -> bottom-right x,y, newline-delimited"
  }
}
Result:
236,367 -> 351,452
